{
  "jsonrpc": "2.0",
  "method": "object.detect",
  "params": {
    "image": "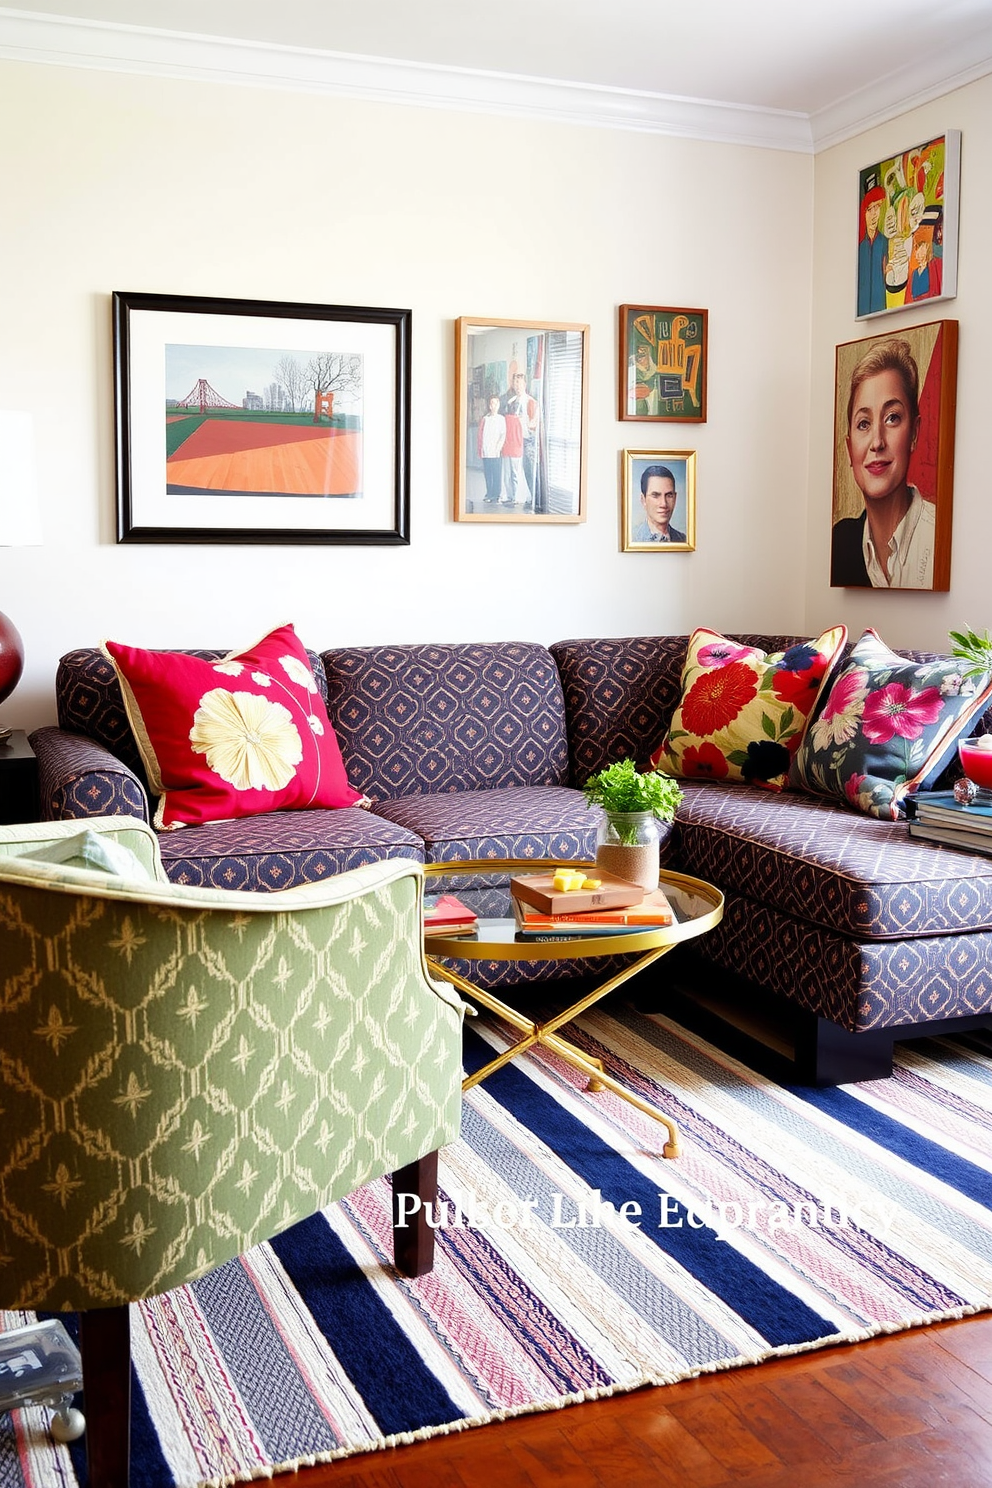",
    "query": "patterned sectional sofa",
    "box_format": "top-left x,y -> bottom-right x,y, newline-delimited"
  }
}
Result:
30,633 -> 992,1084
